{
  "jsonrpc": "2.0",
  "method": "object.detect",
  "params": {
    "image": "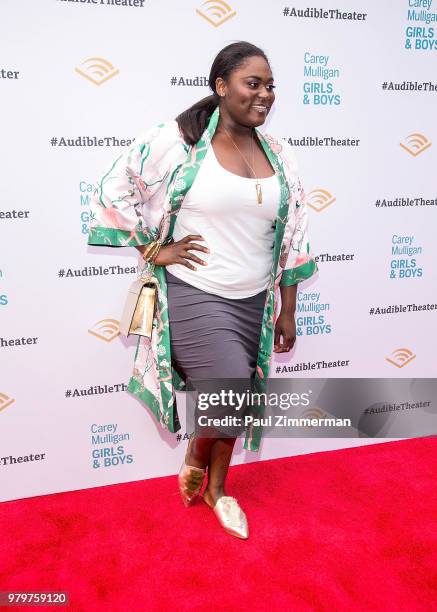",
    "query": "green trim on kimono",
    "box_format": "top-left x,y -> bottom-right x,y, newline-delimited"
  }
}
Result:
88,227 -> 156,247
280,259 -> 318,286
